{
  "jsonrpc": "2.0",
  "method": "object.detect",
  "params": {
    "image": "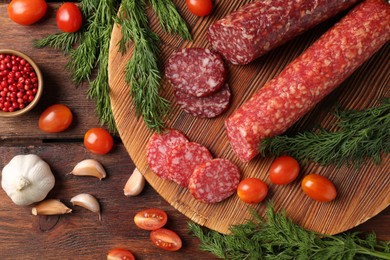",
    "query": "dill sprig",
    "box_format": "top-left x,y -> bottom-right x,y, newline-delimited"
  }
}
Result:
35,0 -> 119,132
87,1 -> 118,131
117,0 -> 170,131
35,0 -> 191,132
189,204 -> 390,260
34,32 -> 82,53
149,0 -> 192,40
259,98 -> 390,166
